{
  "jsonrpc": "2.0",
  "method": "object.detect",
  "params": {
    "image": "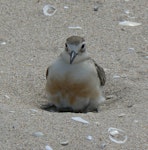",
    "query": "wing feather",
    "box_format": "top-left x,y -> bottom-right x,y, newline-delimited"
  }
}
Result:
46,67 -> 50,79
92,59 -> 106,86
